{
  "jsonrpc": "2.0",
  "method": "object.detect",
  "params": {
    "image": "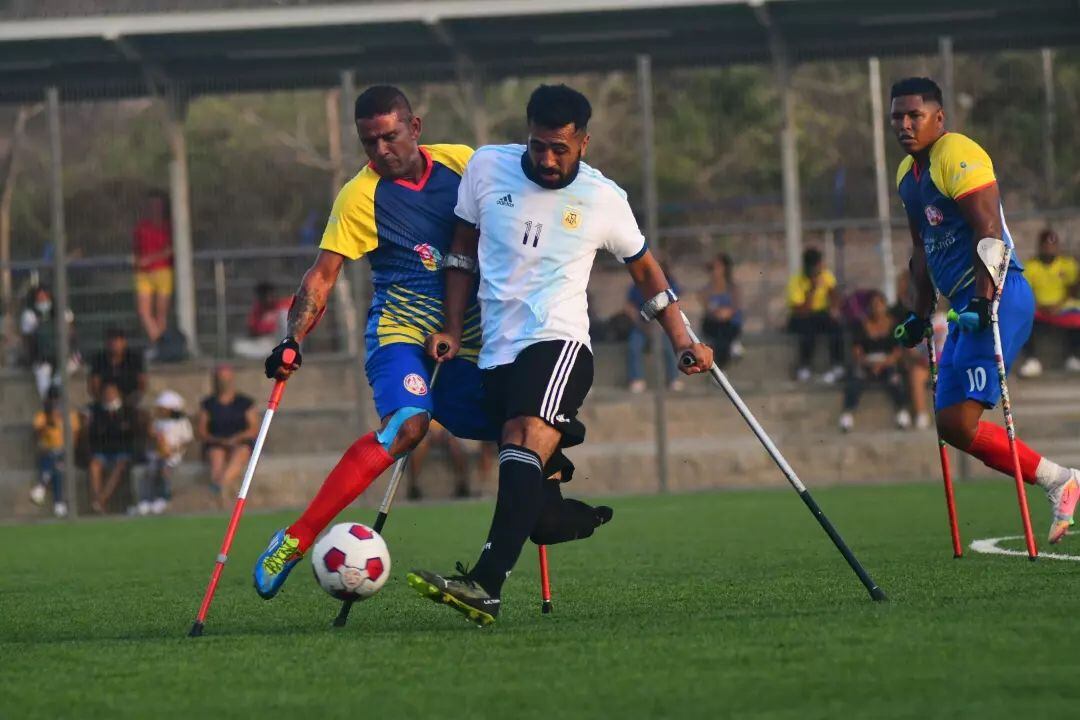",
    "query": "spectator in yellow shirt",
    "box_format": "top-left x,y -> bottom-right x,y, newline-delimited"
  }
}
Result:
1019,228 -> 1080,377
29,388 -> 81,518
787,247 -> 844,383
